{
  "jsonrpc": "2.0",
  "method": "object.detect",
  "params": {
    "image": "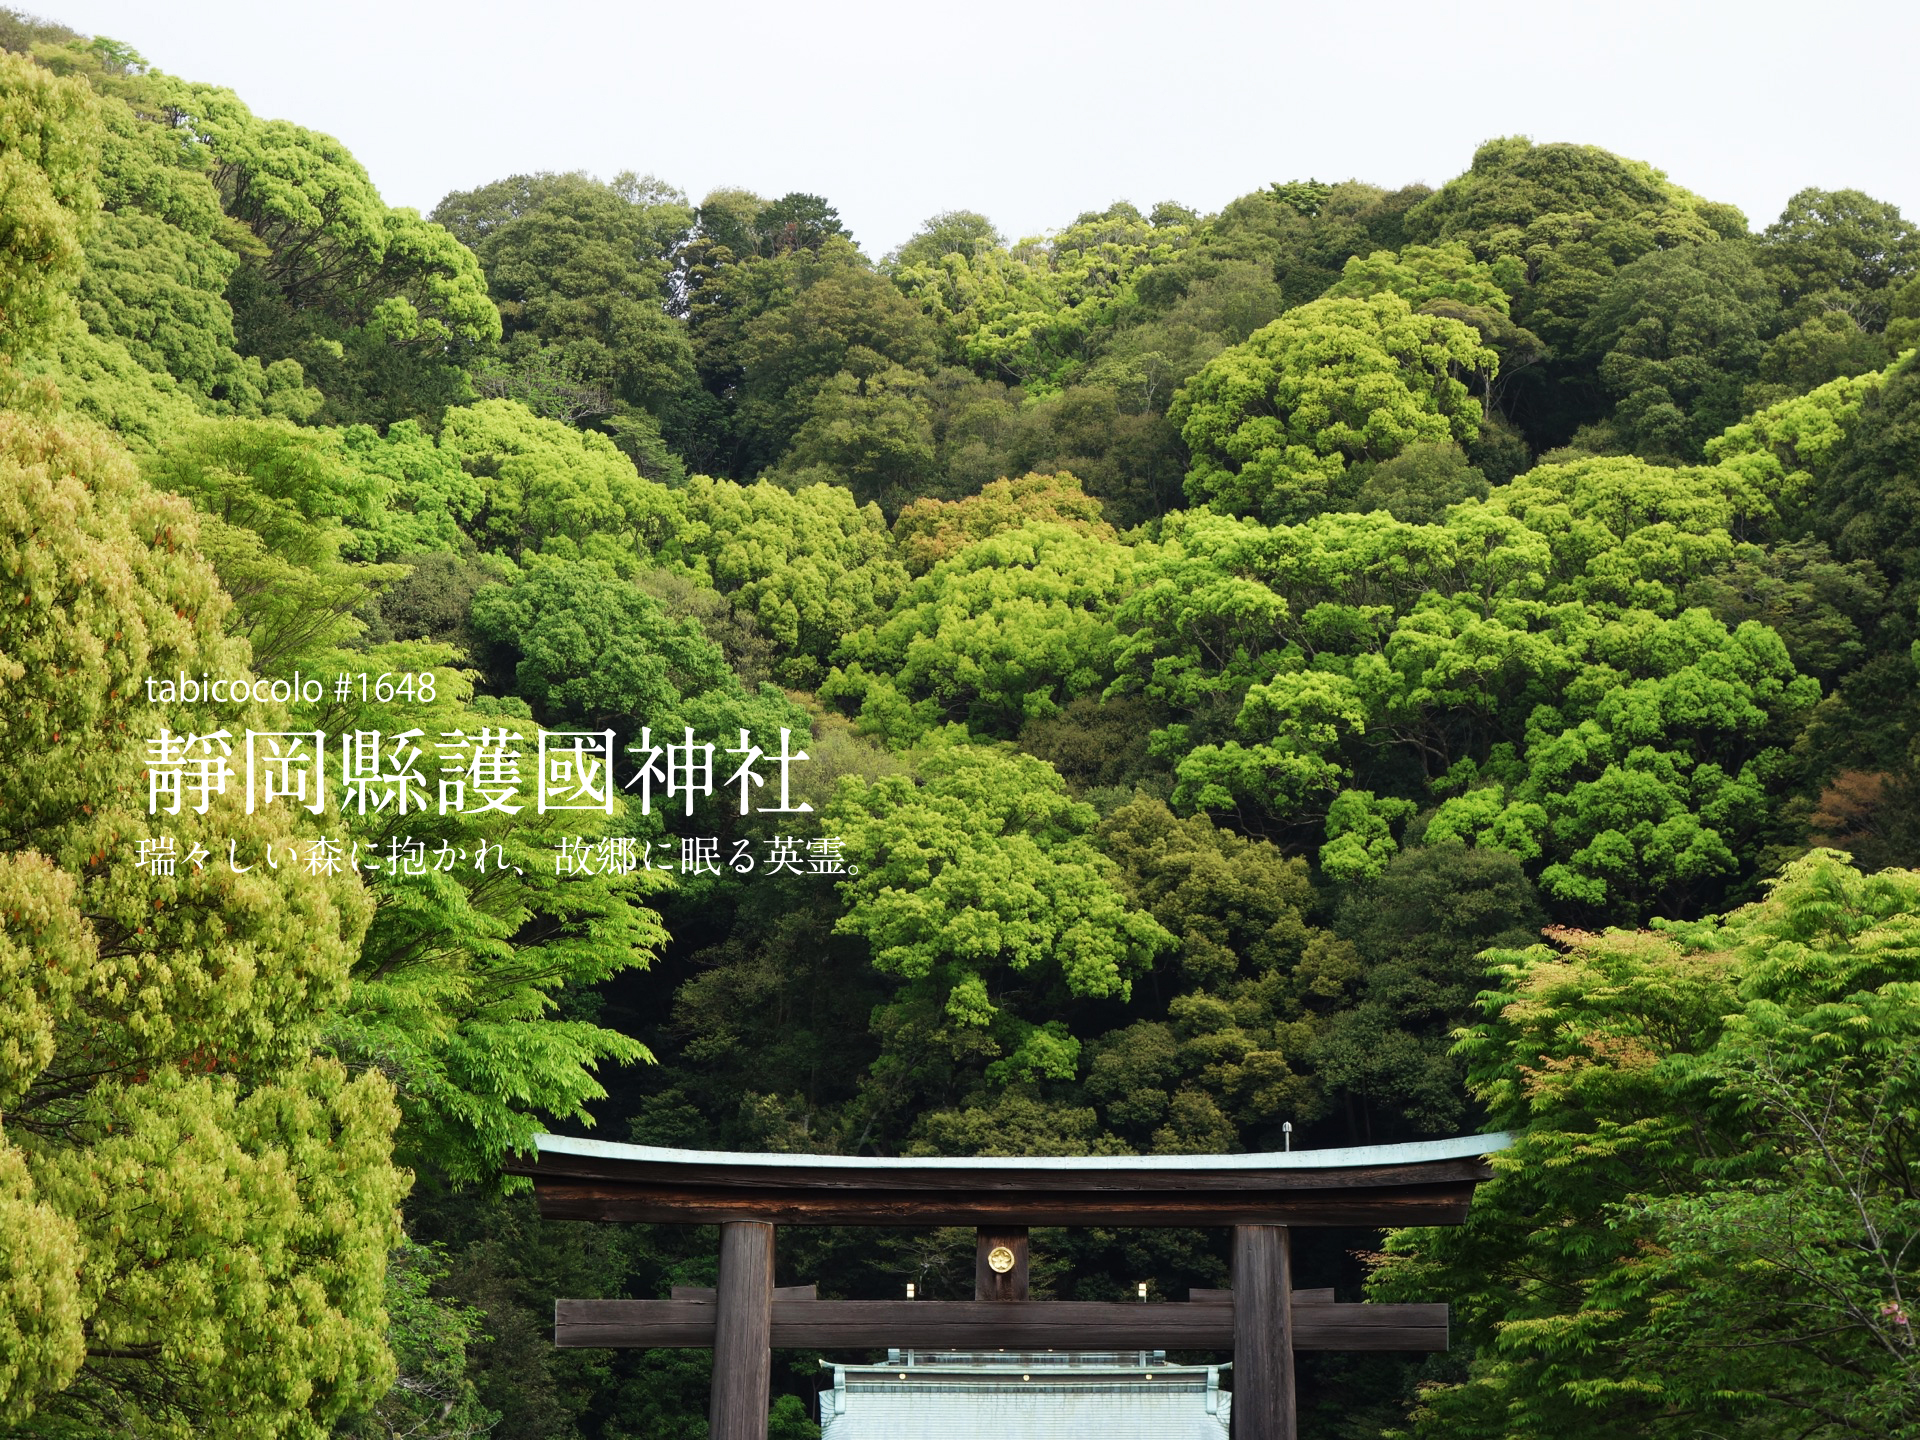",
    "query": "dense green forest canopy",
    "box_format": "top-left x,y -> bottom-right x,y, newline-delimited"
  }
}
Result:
0,10 -> 1915,1438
